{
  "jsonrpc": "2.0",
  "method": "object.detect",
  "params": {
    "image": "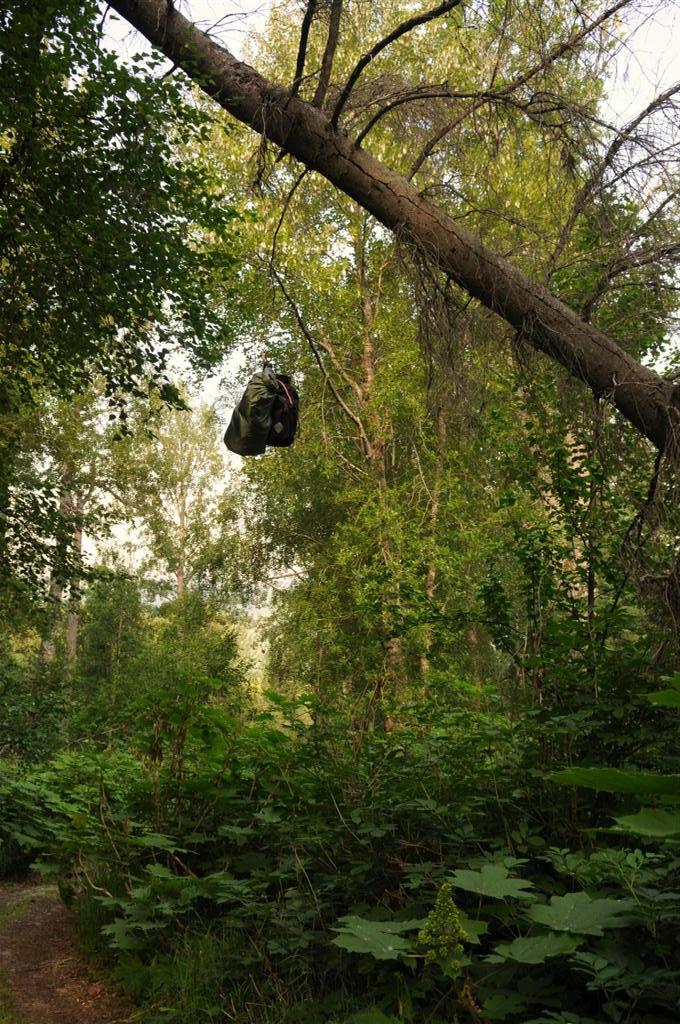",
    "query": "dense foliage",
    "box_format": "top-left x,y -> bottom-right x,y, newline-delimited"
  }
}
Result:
1,678 -> 679,1023
0,0 -> 239,585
